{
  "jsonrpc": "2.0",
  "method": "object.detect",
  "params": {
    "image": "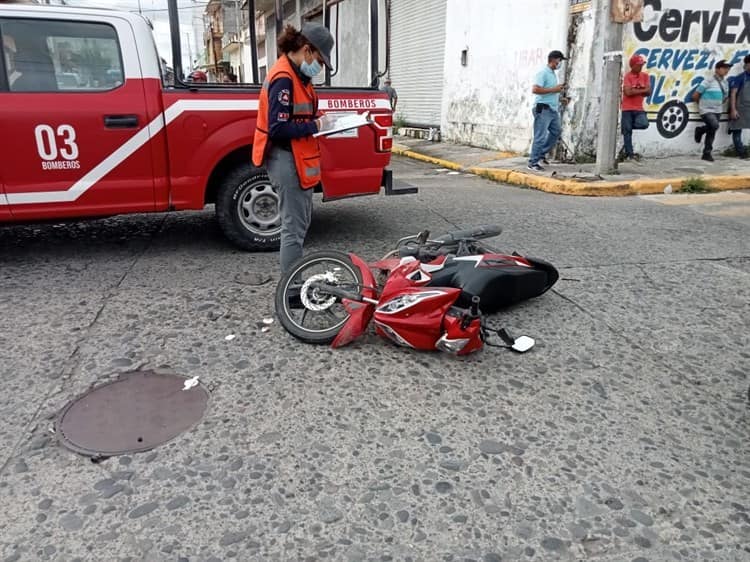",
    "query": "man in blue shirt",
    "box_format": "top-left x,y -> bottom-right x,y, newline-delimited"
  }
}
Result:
528,50 -> 567,172
728,54 -> 750,160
